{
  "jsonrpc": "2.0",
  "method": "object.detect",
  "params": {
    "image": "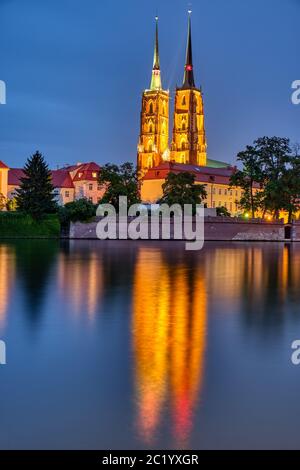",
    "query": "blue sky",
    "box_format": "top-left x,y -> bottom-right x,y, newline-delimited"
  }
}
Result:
0,0 -> 299,168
